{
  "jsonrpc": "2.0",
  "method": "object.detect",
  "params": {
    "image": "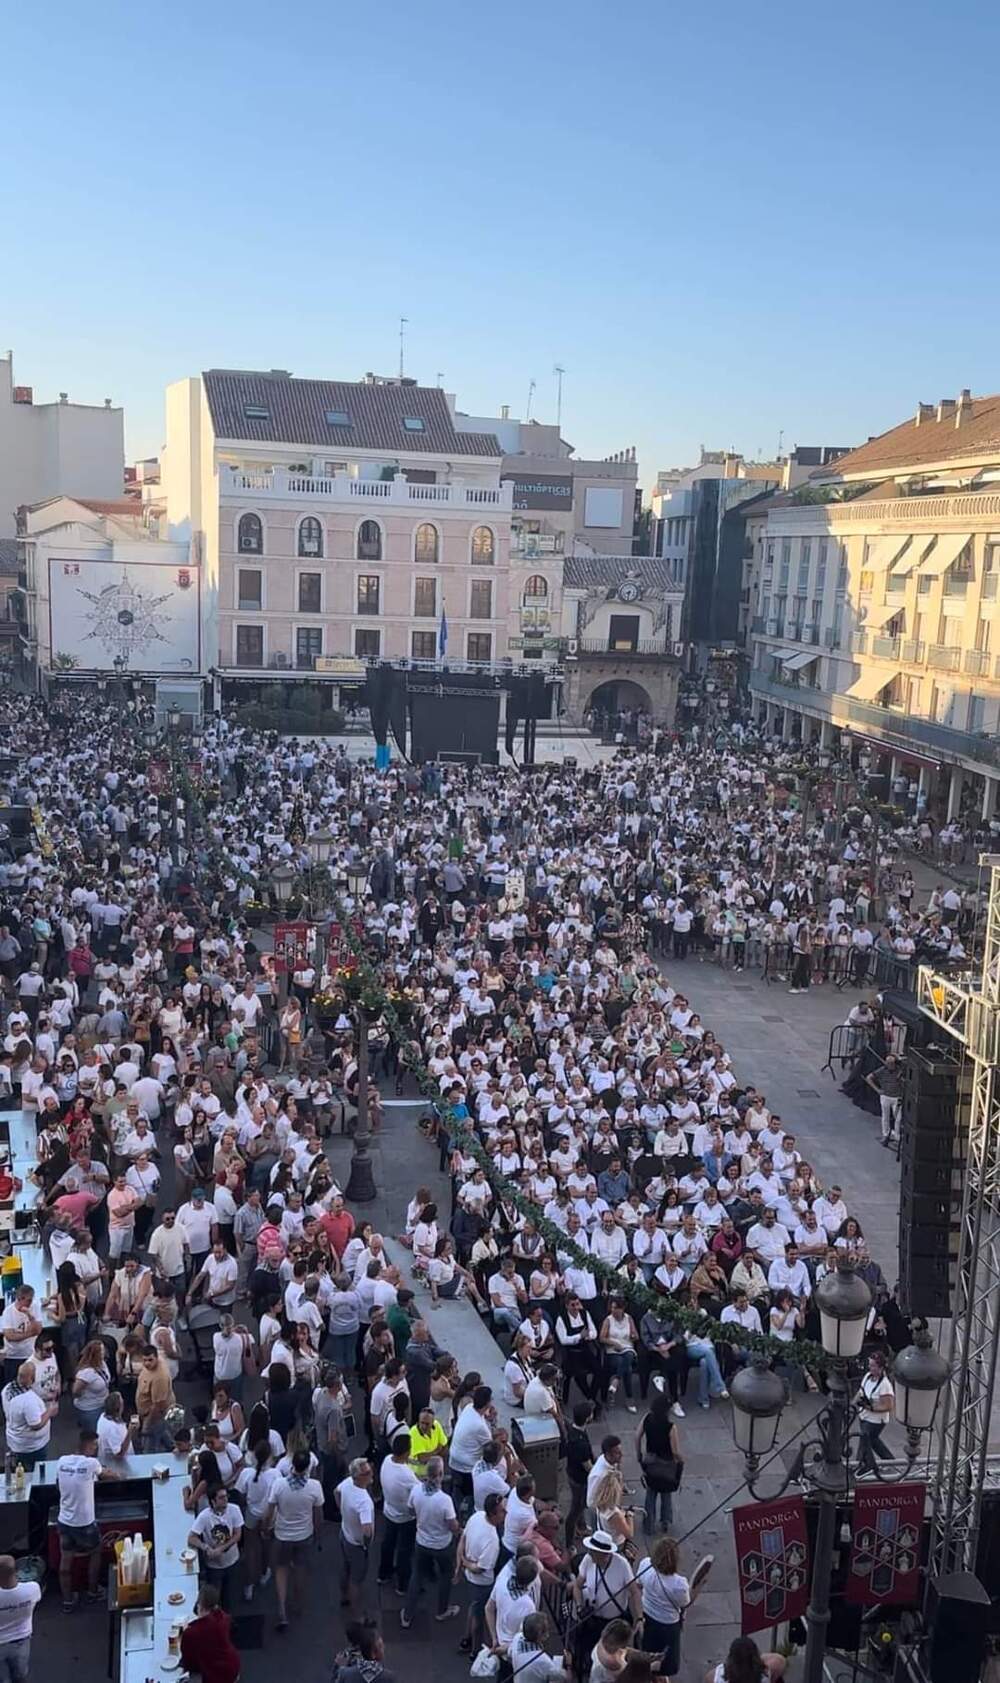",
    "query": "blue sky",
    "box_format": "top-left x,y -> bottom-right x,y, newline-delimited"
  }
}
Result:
4,0 -> 998,487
